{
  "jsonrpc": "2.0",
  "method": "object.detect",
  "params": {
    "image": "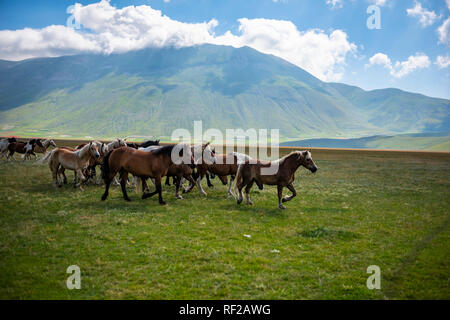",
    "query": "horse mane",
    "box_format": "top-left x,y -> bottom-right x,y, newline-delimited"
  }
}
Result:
140,140 -> 160,148
150,145 -> 174,156
127,142 -> 139,149
75,142 -> 92,158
